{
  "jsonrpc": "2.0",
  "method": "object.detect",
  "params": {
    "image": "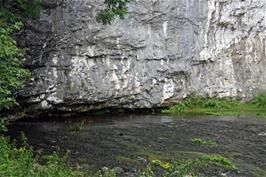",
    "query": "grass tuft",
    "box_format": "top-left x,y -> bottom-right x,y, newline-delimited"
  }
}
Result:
191,138 -> 217,146
141,154 -> 236,177
68,120 -> 85,132
252,92 -> 266,108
